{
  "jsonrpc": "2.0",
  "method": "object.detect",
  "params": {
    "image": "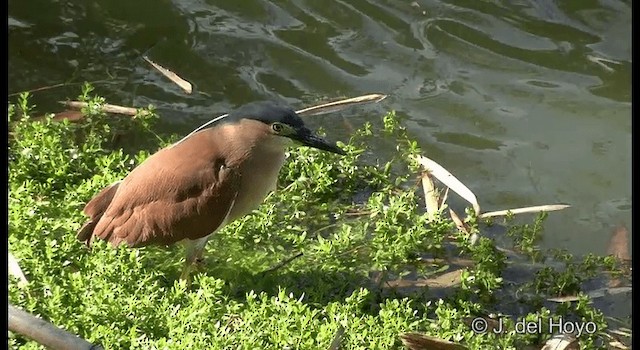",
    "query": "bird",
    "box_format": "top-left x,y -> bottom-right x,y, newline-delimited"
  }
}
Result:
77,100 -> 346,280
